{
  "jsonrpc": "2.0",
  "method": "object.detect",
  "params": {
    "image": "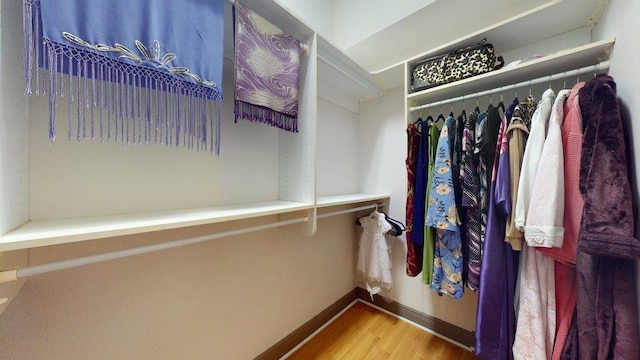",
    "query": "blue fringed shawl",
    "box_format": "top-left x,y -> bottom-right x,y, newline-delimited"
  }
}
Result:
24,0 -> 224,154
